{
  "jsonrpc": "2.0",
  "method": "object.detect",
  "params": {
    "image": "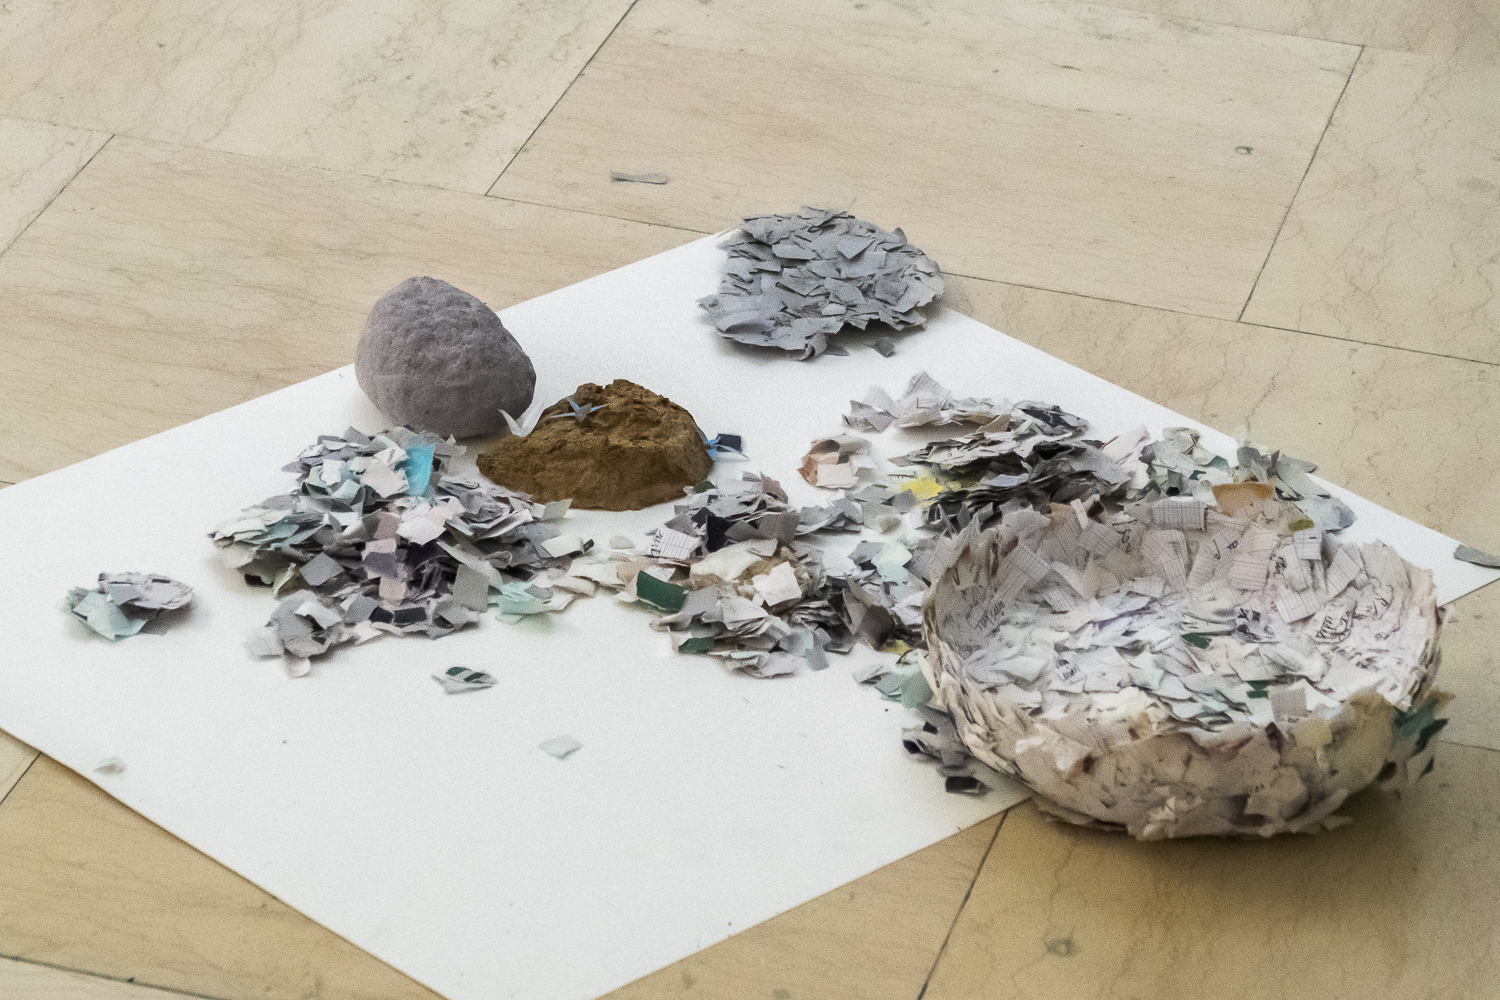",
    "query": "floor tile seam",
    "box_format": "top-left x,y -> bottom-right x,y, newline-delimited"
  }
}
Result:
0,127 -> 710,240
0,132 -> 114,259
0,753 -> 37,810
0,954 -> 231,1000
1237,45 -> 1365,323
1235,320 -> 1500,367
912,811 -> 1009,1000
941,268 -> 1500,368
71,130 -> 538,202
0,110 -> 110,132
1083,2 -> 1369,52
1439,737 -> 1500,755
485,0 -> 641,197
938,268 -> 1239,324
